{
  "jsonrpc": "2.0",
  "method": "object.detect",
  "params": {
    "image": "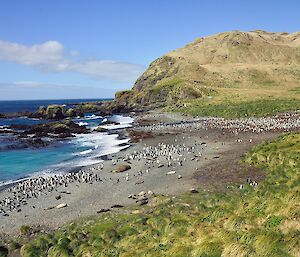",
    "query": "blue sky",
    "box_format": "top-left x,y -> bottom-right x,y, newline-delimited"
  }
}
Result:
0,0 -> 299,100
